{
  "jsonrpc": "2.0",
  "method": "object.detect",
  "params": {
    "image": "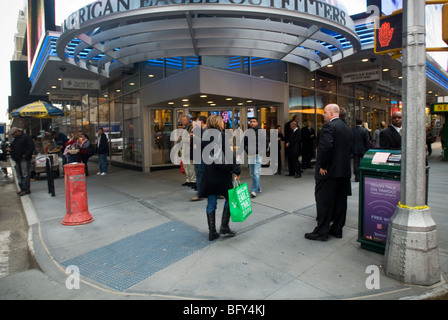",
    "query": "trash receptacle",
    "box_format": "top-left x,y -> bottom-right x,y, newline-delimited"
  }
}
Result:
358,150 -> 402,254
358,149 -> 429,254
